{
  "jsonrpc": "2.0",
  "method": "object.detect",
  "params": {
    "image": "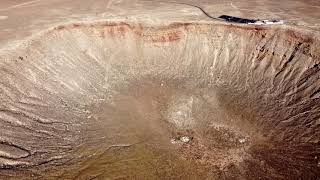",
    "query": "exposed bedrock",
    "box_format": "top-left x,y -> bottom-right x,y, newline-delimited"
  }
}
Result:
0,21 -> 319,179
